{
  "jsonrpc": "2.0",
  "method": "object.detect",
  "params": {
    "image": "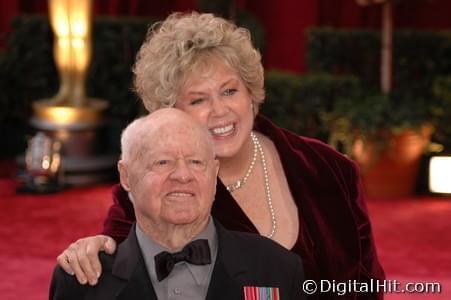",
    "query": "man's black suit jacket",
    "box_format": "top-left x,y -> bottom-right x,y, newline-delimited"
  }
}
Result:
50,221 -> 305,300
